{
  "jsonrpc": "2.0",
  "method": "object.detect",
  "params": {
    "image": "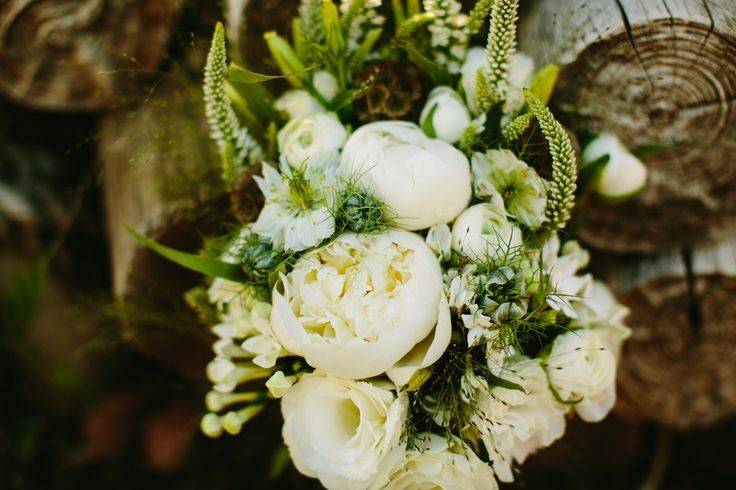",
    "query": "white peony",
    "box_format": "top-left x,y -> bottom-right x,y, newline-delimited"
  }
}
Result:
252,160 -> 336,252
278,113 -> 348,168
340,121 -> 472,231
271,231 -> 451,383
313,70 -> 339,102
420,86 -> 472,144
545,329 -> 618,422
461,47 -> 535,115
373,434 -> 498,489
541,235 -> 593,318
474,356 -> 566,482
281,372 -> 406,489
472,149 -> 548,229
583,132 -> 648,199
451,199 -> 522,261
275,89 -> 325,120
